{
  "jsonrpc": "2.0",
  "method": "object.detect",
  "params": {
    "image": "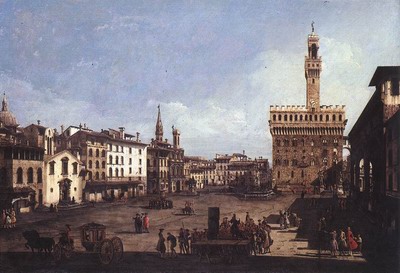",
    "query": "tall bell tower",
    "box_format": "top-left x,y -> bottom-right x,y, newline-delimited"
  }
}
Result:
305,22 -> 322,110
